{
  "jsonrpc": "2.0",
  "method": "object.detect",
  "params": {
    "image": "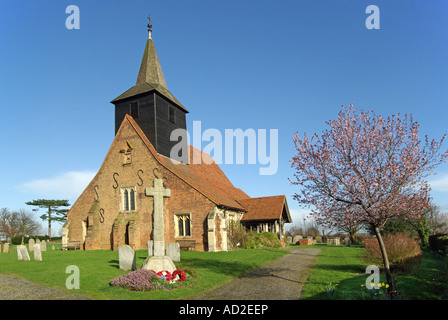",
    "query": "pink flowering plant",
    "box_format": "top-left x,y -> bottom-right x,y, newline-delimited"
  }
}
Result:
291,105 -> 448,293
110,268 -> 193,291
